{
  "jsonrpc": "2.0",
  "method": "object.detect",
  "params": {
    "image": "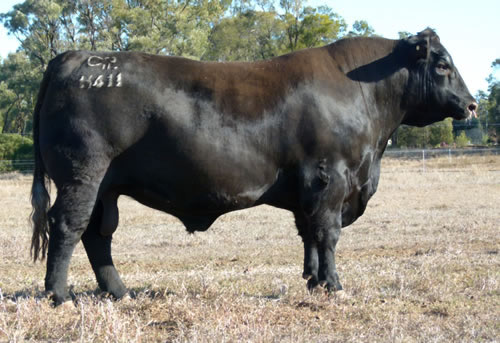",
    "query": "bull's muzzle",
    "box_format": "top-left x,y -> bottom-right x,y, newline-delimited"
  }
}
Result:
467,102 -> 478,119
